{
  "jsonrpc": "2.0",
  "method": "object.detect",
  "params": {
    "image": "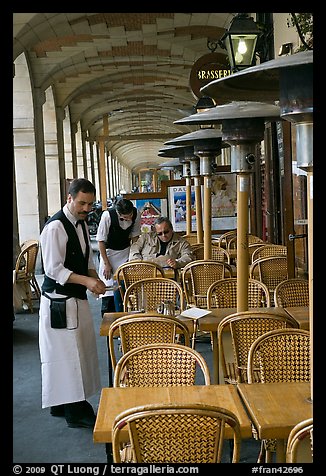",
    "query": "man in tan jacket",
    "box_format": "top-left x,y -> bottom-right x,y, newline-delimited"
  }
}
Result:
129,217 -> 194,269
